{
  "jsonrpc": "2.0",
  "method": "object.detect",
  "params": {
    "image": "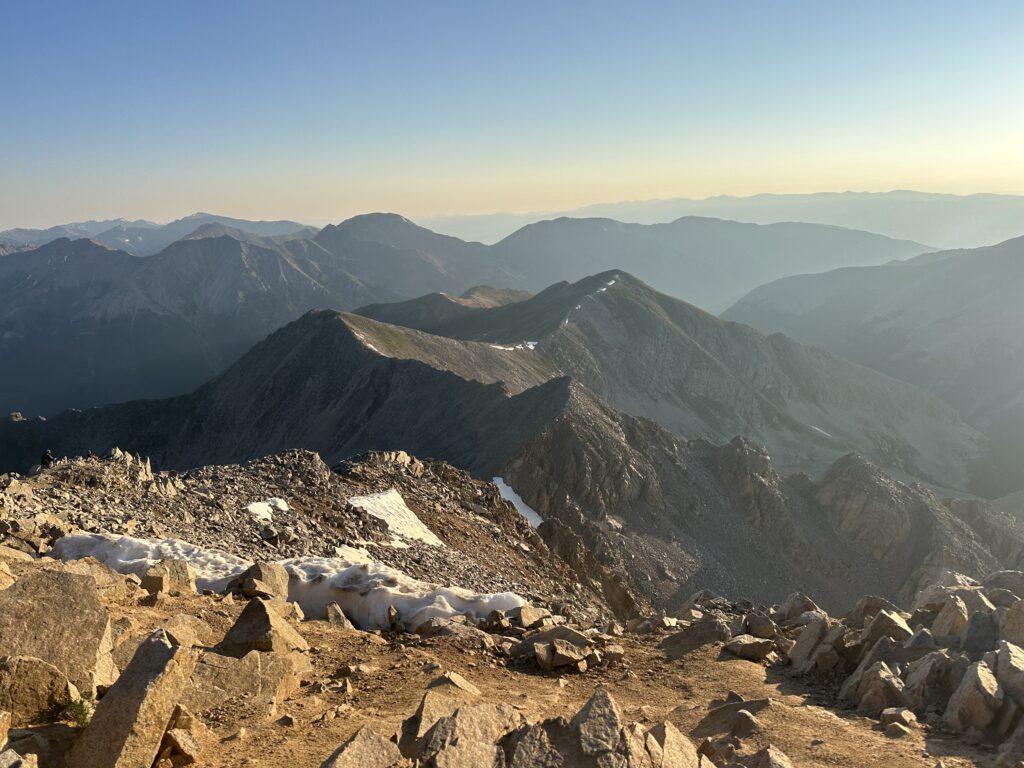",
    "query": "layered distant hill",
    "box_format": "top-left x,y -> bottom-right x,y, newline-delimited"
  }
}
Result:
421,190 -> 1024,249
724,236 -> 1024,497
0,302 -> 1013,611
0,213 -> 313,257
0,213 -> 931,416
488,216 -> 931,311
